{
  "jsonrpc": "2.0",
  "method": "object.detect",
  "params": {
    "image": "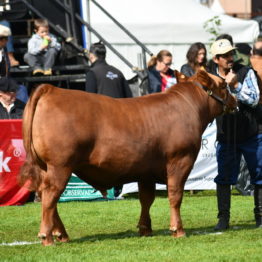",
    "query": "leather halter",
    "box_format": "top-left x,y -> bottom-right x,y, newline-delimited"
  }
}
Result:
193,81 -> 236,113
